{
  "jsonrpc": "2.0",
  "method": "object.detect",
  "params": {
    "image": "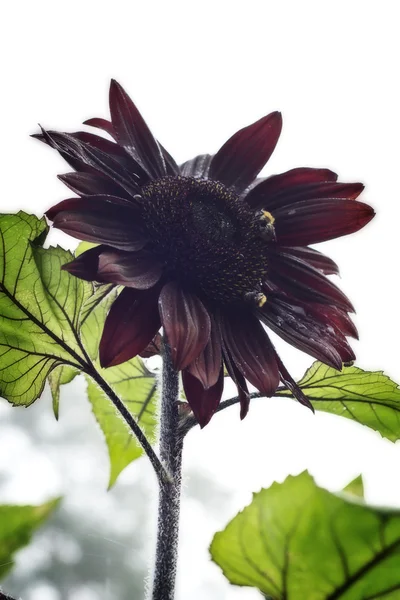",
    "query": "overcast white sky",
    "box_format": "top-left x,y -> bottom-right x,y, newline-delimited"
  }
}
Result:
1,1 -> 400,599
